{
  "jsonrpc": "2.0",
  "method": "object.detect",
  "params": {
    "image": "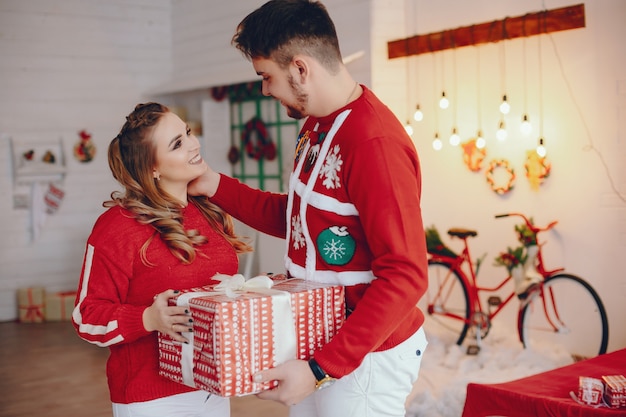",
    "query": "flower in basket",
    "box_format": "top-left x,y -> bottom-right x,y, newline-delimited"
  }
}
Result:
515,221 -> 537,247
493,246 -> 527,273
